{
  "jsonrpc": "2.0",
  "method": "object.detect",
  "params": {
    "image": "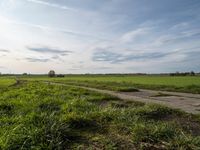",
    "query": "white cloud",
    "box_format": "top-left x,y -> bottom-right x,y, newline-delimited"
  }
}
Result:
170,22 -> 189,30
26,0 -> 76,11
121,28 -> 150,43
